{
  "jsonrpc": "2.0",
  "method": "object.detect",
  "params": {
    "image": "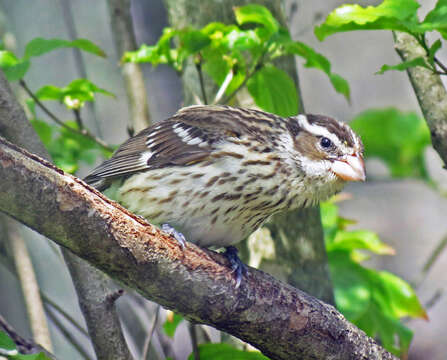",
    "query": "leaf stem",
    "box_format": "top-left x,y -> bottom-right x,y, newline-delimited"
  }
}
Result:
195,56 -> 208,105
19,79 -> 114,152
